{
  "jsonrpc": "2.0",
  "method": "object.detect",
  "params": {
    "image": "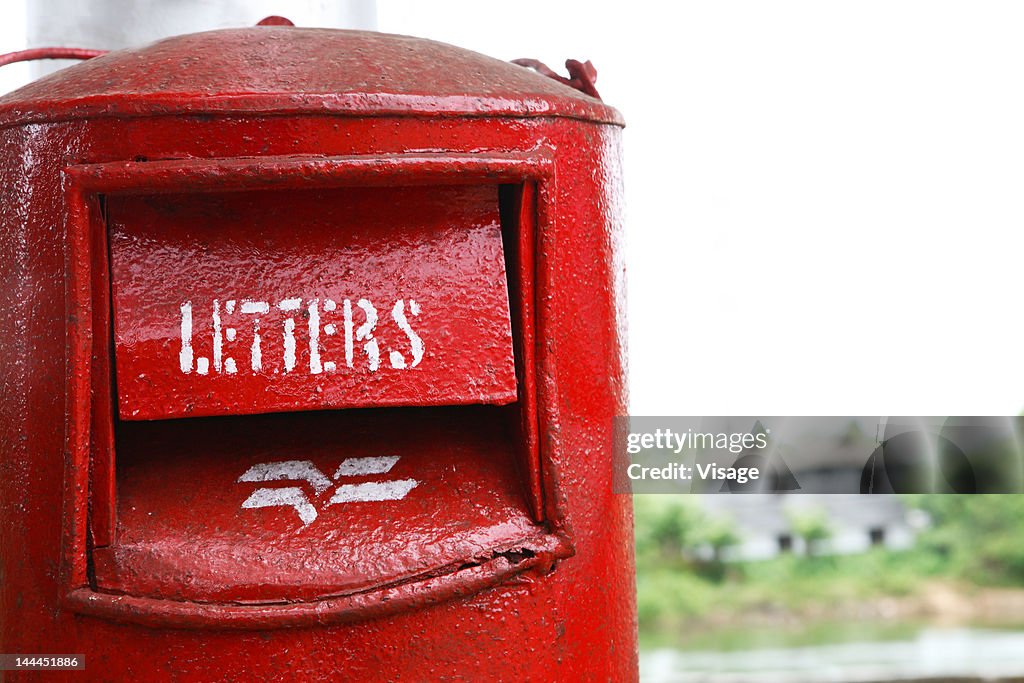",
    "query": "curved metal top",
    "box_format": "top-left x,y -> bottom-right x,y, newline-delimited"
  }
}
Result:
0,27 -> 623,128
